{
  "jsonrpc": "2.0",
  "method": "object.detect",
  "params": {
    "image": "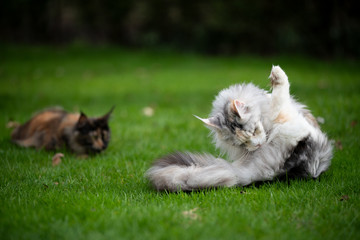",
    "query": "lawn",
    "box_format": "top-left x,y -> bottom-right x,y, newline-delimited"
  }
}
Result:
0,45 -> 359,240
